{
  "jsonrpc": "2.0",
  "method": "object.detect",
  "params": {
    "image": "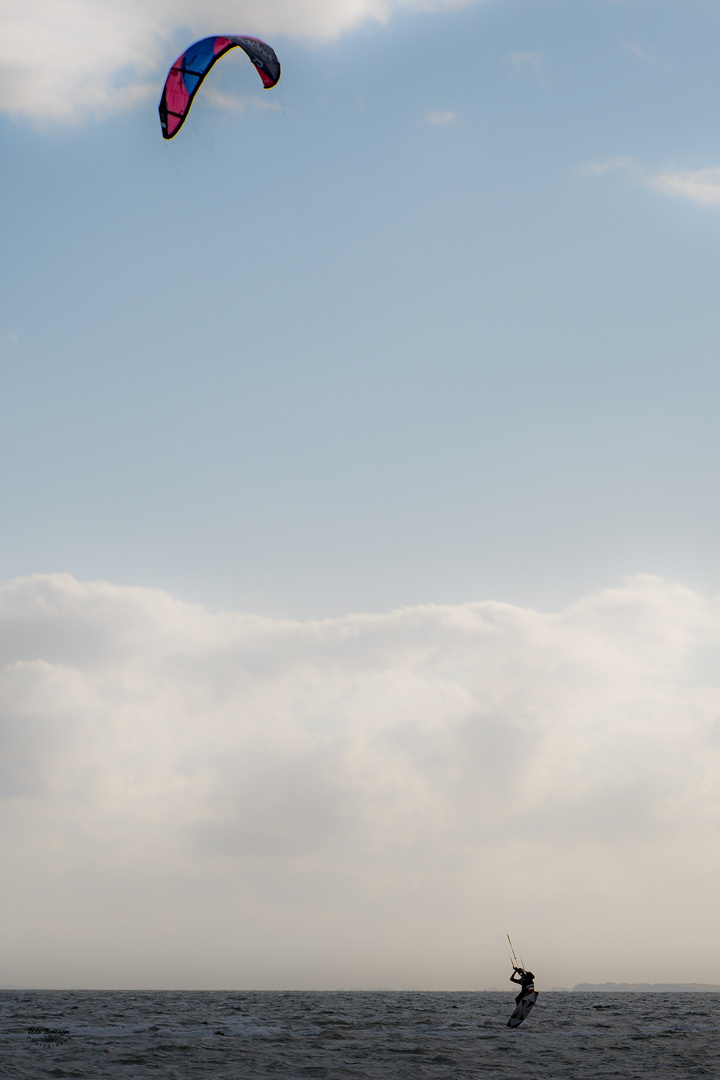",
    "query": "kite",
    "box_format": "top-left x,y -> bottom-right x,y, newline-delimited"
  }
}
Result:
159,36 -> 281,139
